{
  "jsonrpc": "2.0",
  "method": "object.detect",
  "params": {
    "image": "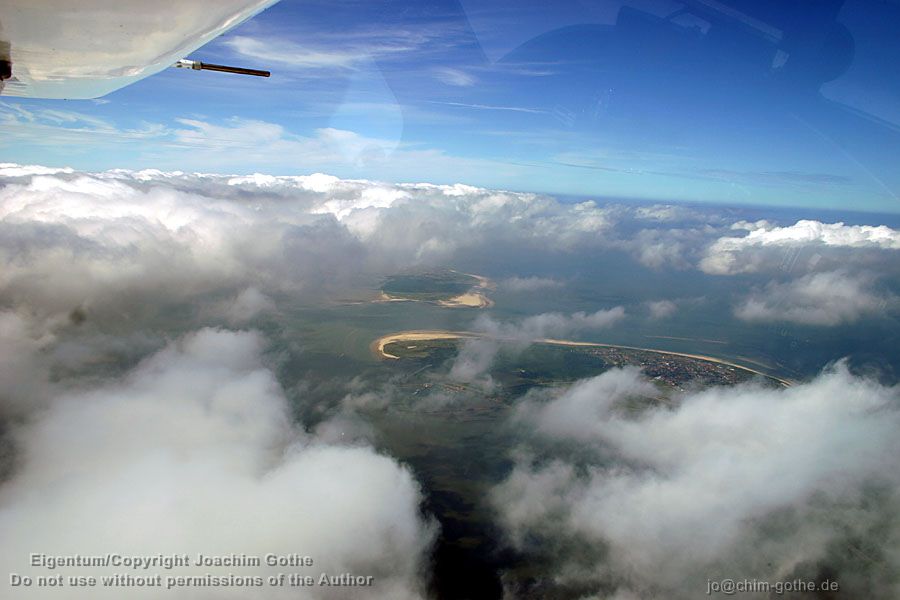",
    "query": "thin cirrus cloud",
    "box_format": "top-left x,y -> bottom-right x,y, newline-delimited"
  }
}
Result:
433,67 -> 477,87
0,105 -> 537,182
223,35 -> 409,69
428,100 -> 549,114
221,21 -> 466,71
0,103 -> 167,147
695,168 -> 855,186
171,118 -> 402,165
